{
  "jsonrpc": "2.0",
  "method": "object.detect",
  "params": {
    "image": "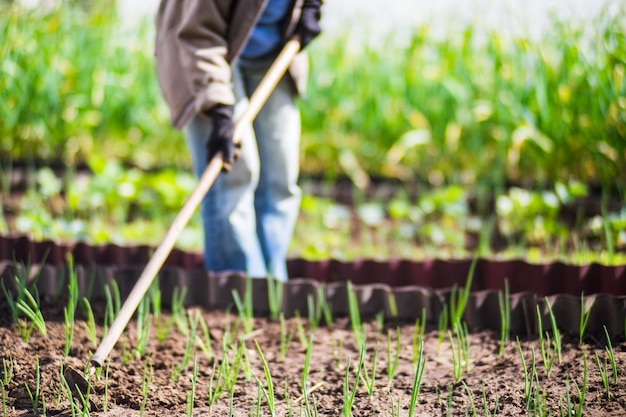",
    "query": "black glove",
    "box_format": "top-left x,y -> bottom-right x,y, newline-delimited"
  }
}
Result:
295,0 -> 322,50
205,104 -> 241,172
